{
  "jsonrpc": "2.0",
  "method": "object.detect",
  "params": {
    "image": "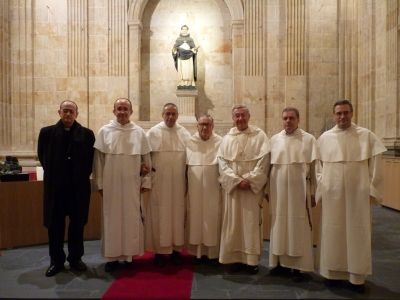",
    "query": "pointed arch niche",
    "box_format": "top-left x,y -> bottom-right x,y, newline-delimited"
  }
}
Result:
127,0 -> 243,122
